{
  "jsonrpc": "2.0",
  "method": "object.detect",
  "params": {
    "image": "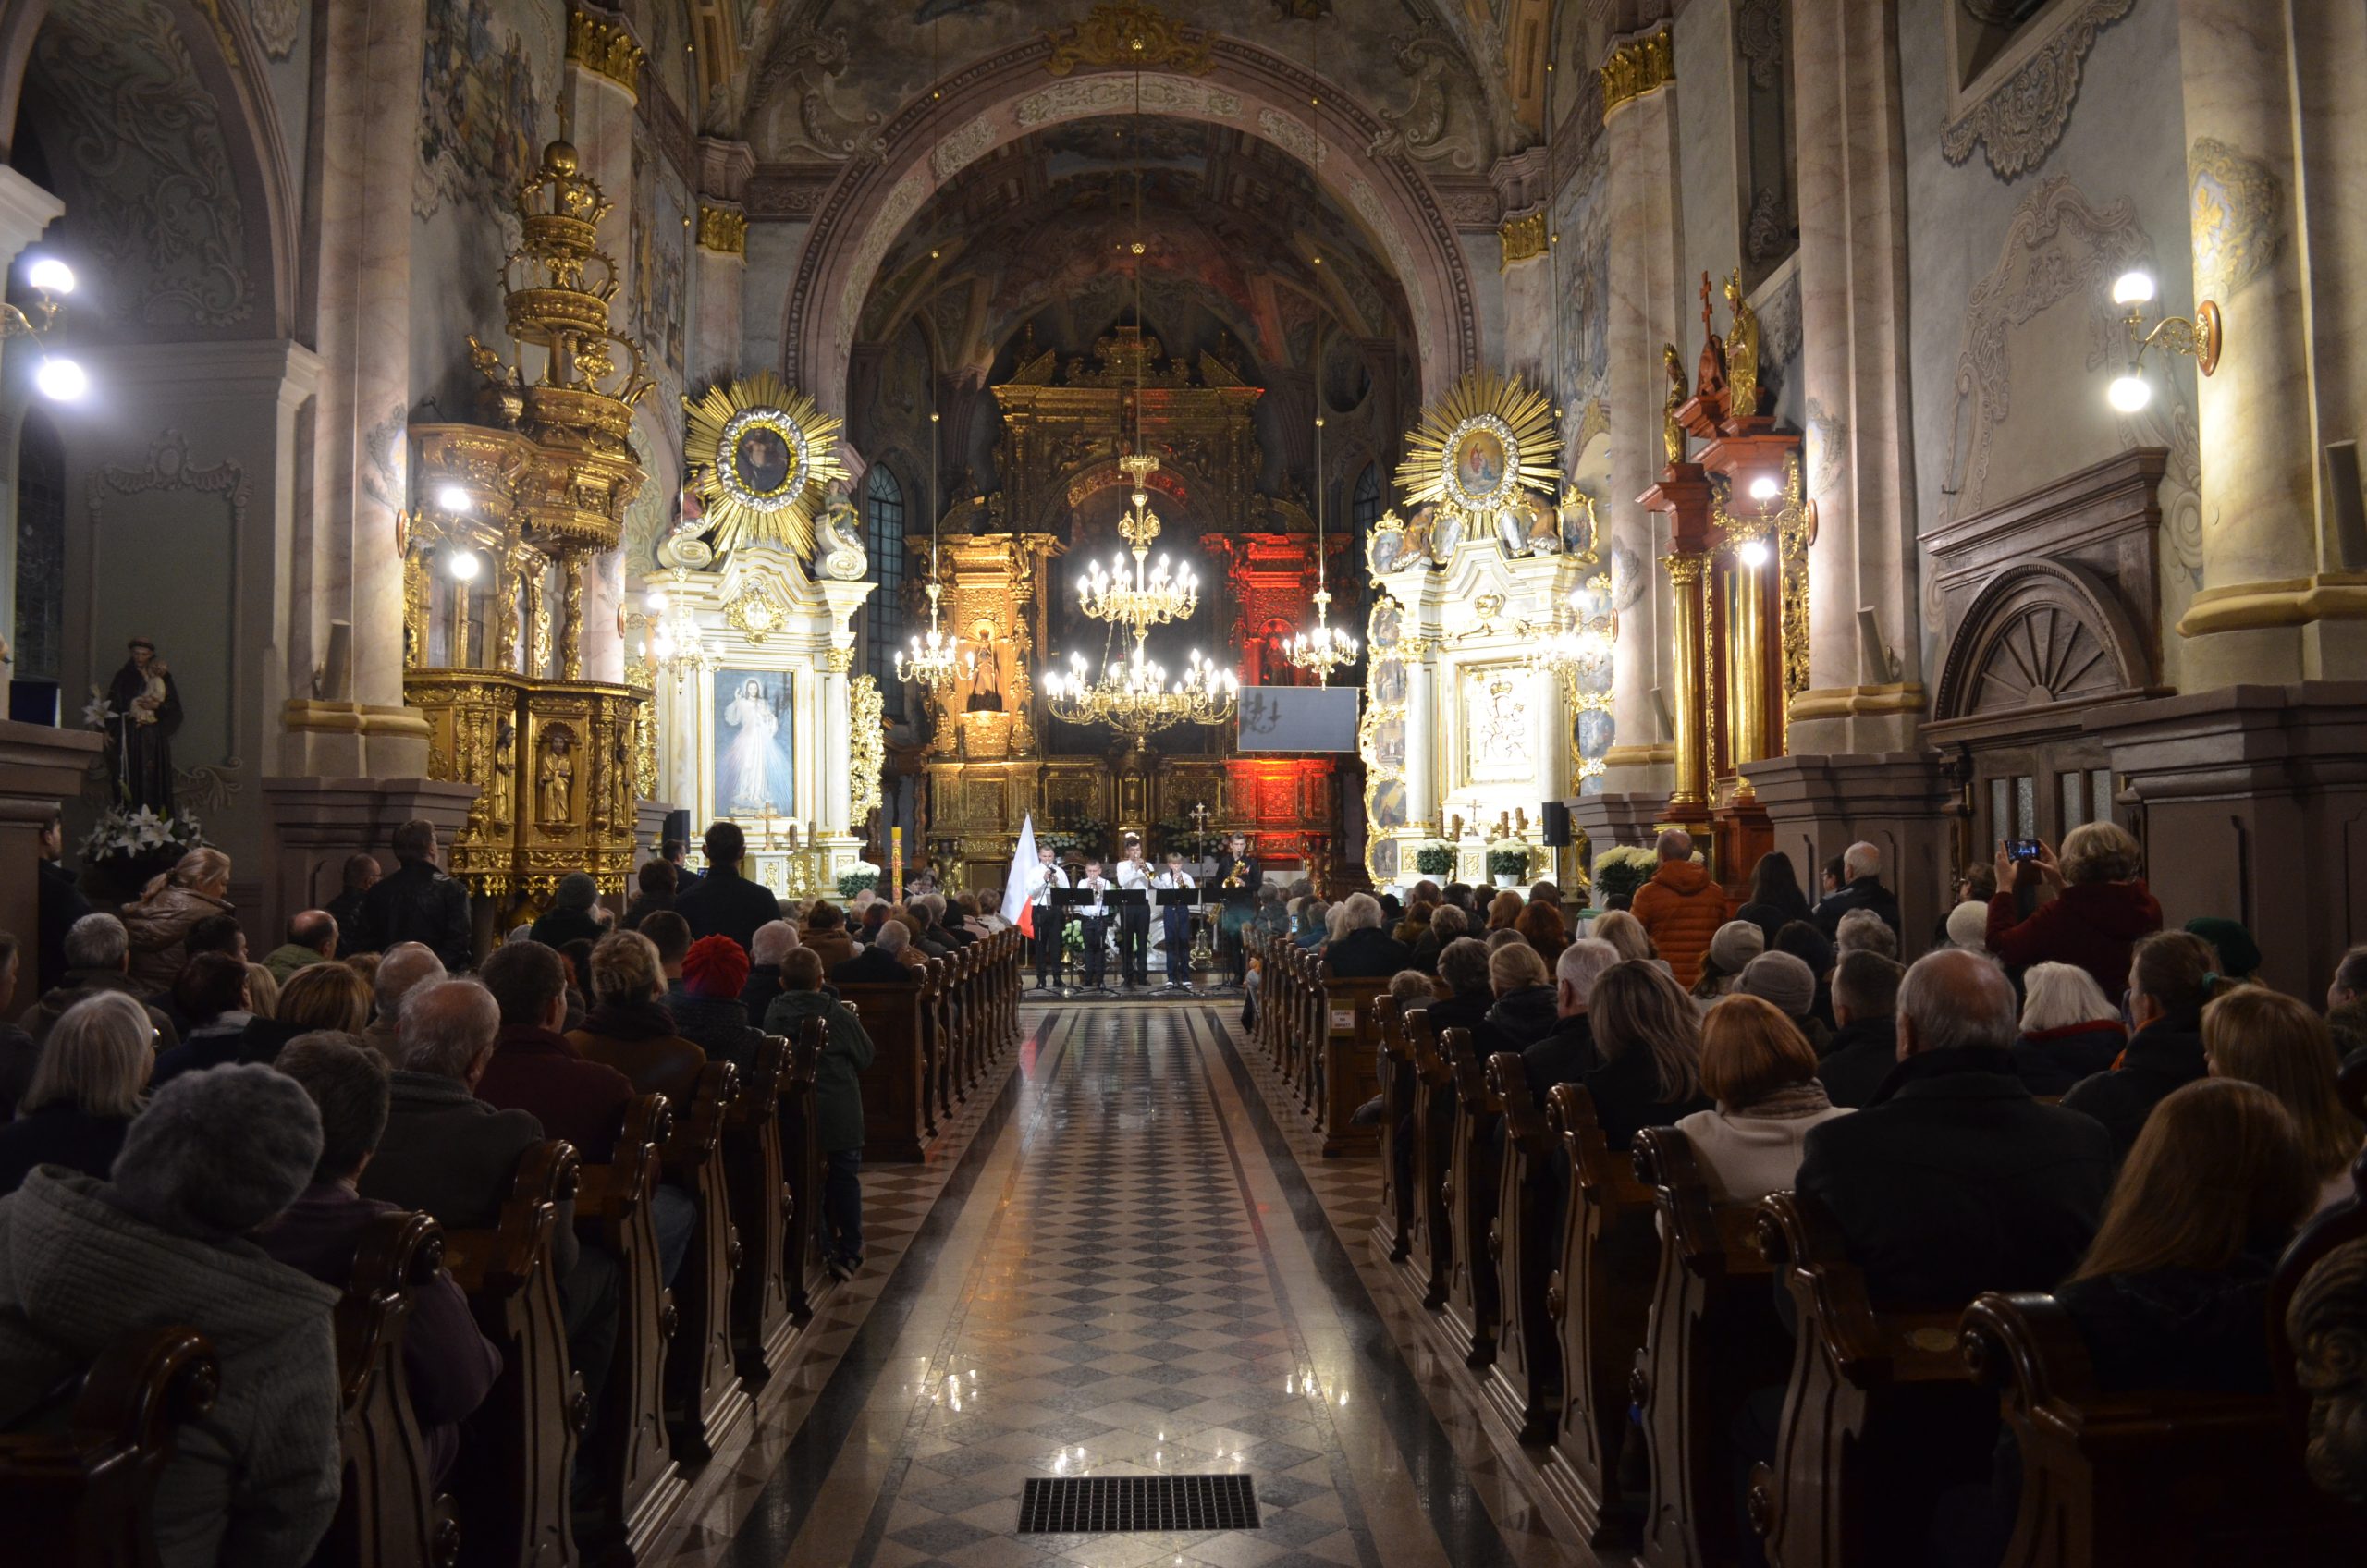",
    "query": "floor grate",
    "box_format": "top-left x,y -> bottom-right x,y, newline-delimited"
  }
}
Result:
1016,1474 -> 1259,1534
